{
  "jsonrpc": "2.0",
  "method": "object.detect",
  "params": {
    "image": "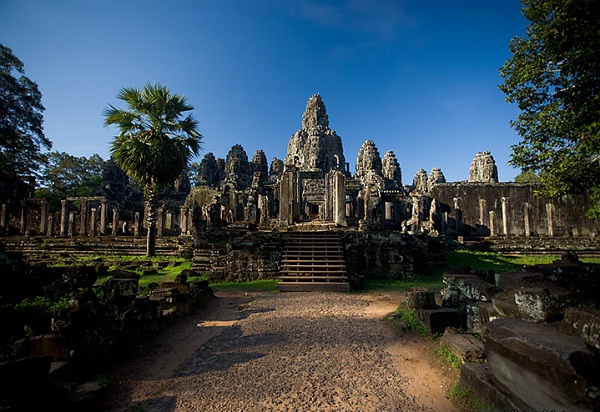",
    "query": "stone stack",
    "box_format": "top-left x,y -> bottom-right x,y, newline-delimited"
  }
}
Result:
436,255 -> 600,410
